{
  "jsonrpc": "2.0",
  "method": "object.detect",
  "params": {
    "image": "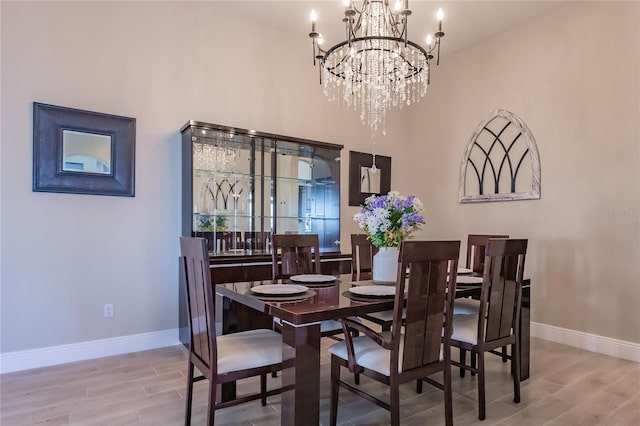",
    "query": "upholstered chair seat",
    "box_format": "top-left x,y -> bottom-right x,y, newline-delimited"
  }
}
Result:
453,298 -> 481,316
360,307 -> 406,324
217,329 -> 285,374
